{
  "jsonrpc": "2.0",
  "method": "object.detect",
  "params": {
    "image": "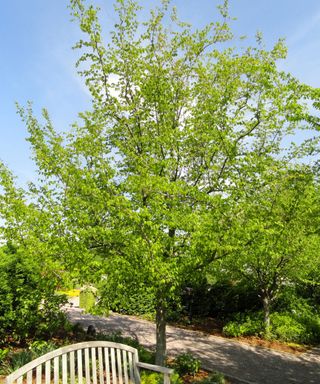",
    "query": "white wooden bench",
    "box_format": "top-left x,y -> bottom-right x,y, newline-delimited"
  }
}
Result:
5,341 -> 174,384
